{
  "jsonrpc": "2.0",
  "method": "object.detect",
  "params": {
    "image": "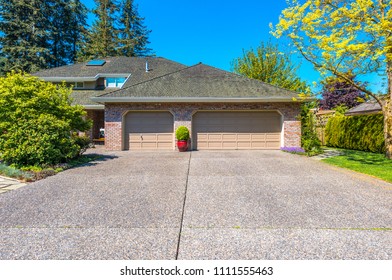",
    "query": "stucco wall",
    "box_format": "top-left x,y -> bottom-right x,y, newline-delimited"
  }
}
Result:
104,102 -> 301,151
